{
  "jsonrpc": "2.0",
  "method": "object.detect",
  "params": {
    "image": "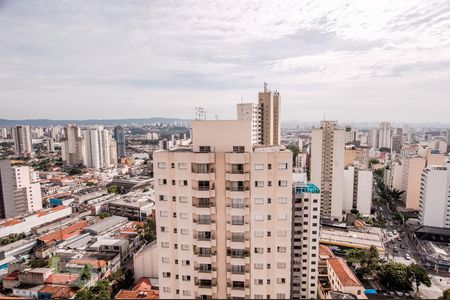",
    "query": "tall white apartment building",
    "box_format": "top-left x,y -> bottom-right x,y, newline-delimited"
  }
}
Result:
311,121 -> 345,221
236,84 -> 280,146
378,122 -> 392,149
237,103 -> 262,145
83,127 -> 117,169
11,125 -> 33,158
291,172 -> 320,299
368,128 -> 379,149
61,125 -> 85,167
384,161 -> 403,191
343,166 -> 373,216
0,160 -> 42,219
345,127 -> 356,144
154,119 -> 292,299
419,164 -> 450,228
0,128 -> 8,139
